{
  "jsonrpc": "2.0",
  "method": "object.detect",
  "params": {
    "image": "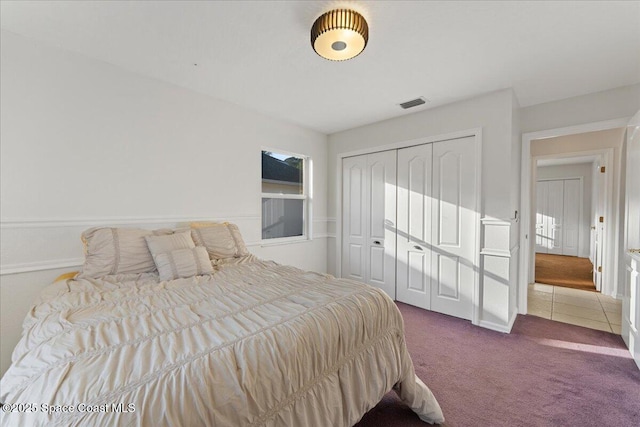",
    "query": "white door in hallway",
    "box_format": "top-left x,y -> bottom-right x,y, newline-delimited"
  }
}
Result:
535,181 -> 549,253
342,151 -> 397,299
594,165 -> 606,290
562,179 -> 580,256
535,178 -> 580,256
546,180 -> 564,255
